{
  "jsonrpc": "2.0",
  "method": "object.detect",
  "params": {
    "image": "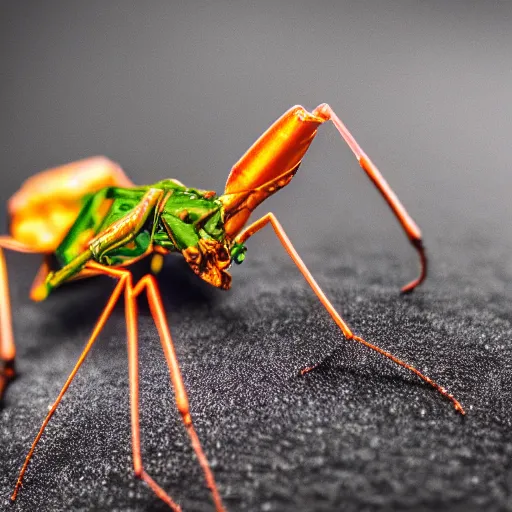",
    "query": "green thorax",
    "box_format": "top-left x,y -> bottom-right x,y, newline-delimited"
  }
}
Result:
34,178 -> 248,301
56,179 -> 226,268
